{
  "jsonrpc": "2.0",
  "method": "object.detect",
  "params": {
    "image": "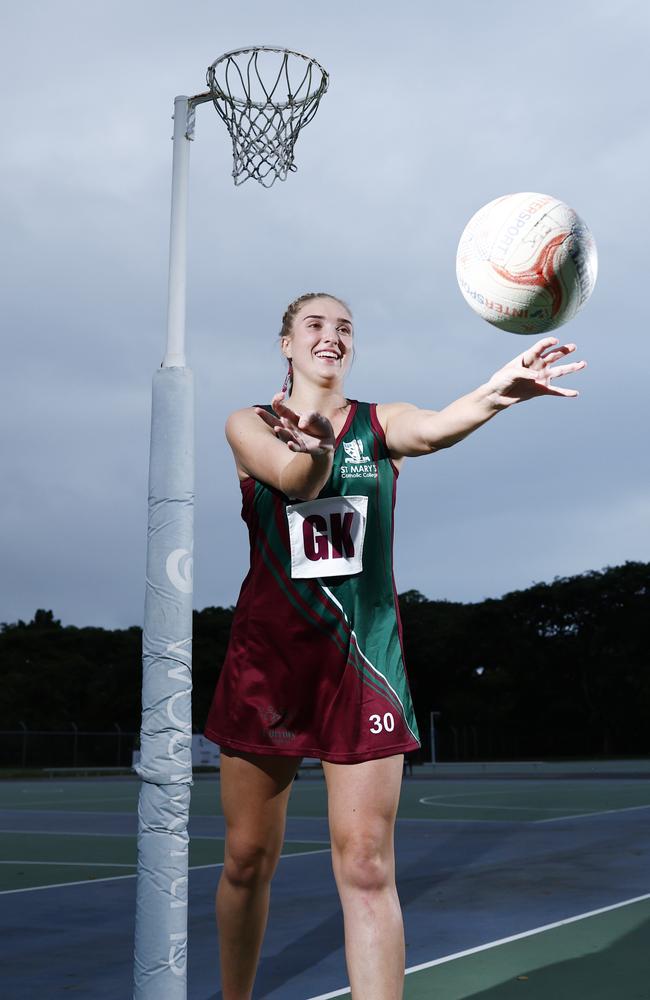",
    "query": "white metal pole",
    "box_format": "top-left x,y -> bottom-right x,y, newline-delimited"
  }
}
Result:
430,711 -> 436,764
134,94 -> 197,1000
163,96 -> 192,368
